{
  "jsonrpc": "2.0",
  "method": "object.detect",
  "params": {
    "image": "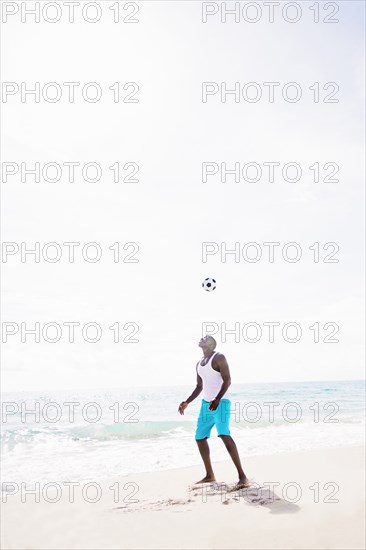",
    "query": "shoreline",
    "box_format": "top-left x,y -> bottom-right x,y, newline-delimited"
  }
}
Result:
2,442 -> 364,492
2,445 -> 365,549
115,442 -> 365,478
